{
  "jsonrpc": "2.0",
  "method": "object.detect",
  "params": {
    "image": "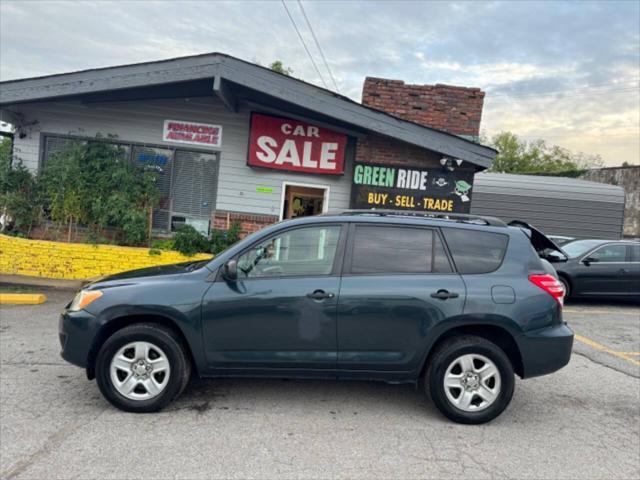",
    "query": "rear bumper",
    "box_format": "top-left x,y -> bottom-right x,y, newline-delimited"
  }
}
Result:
518,322 -> 574,378
58,309 -> 100,369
